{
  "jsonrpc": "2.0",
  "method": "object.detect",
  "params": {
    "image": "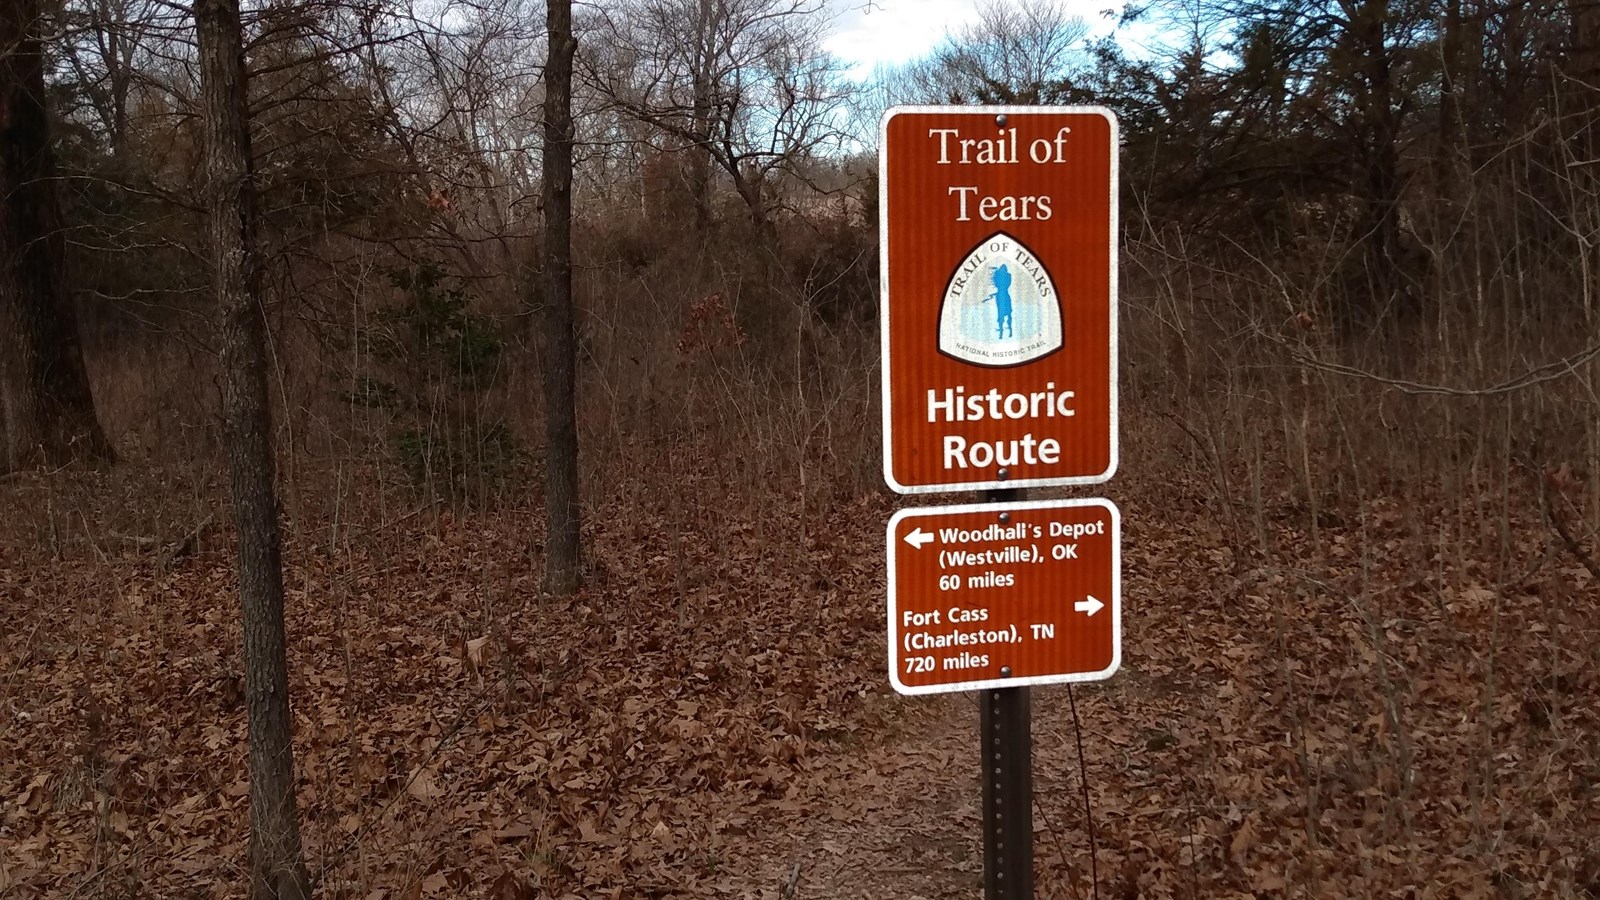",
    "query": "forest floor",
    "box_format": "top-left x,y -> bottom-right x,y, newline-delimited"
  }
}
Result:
2,453 -> 1598,899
